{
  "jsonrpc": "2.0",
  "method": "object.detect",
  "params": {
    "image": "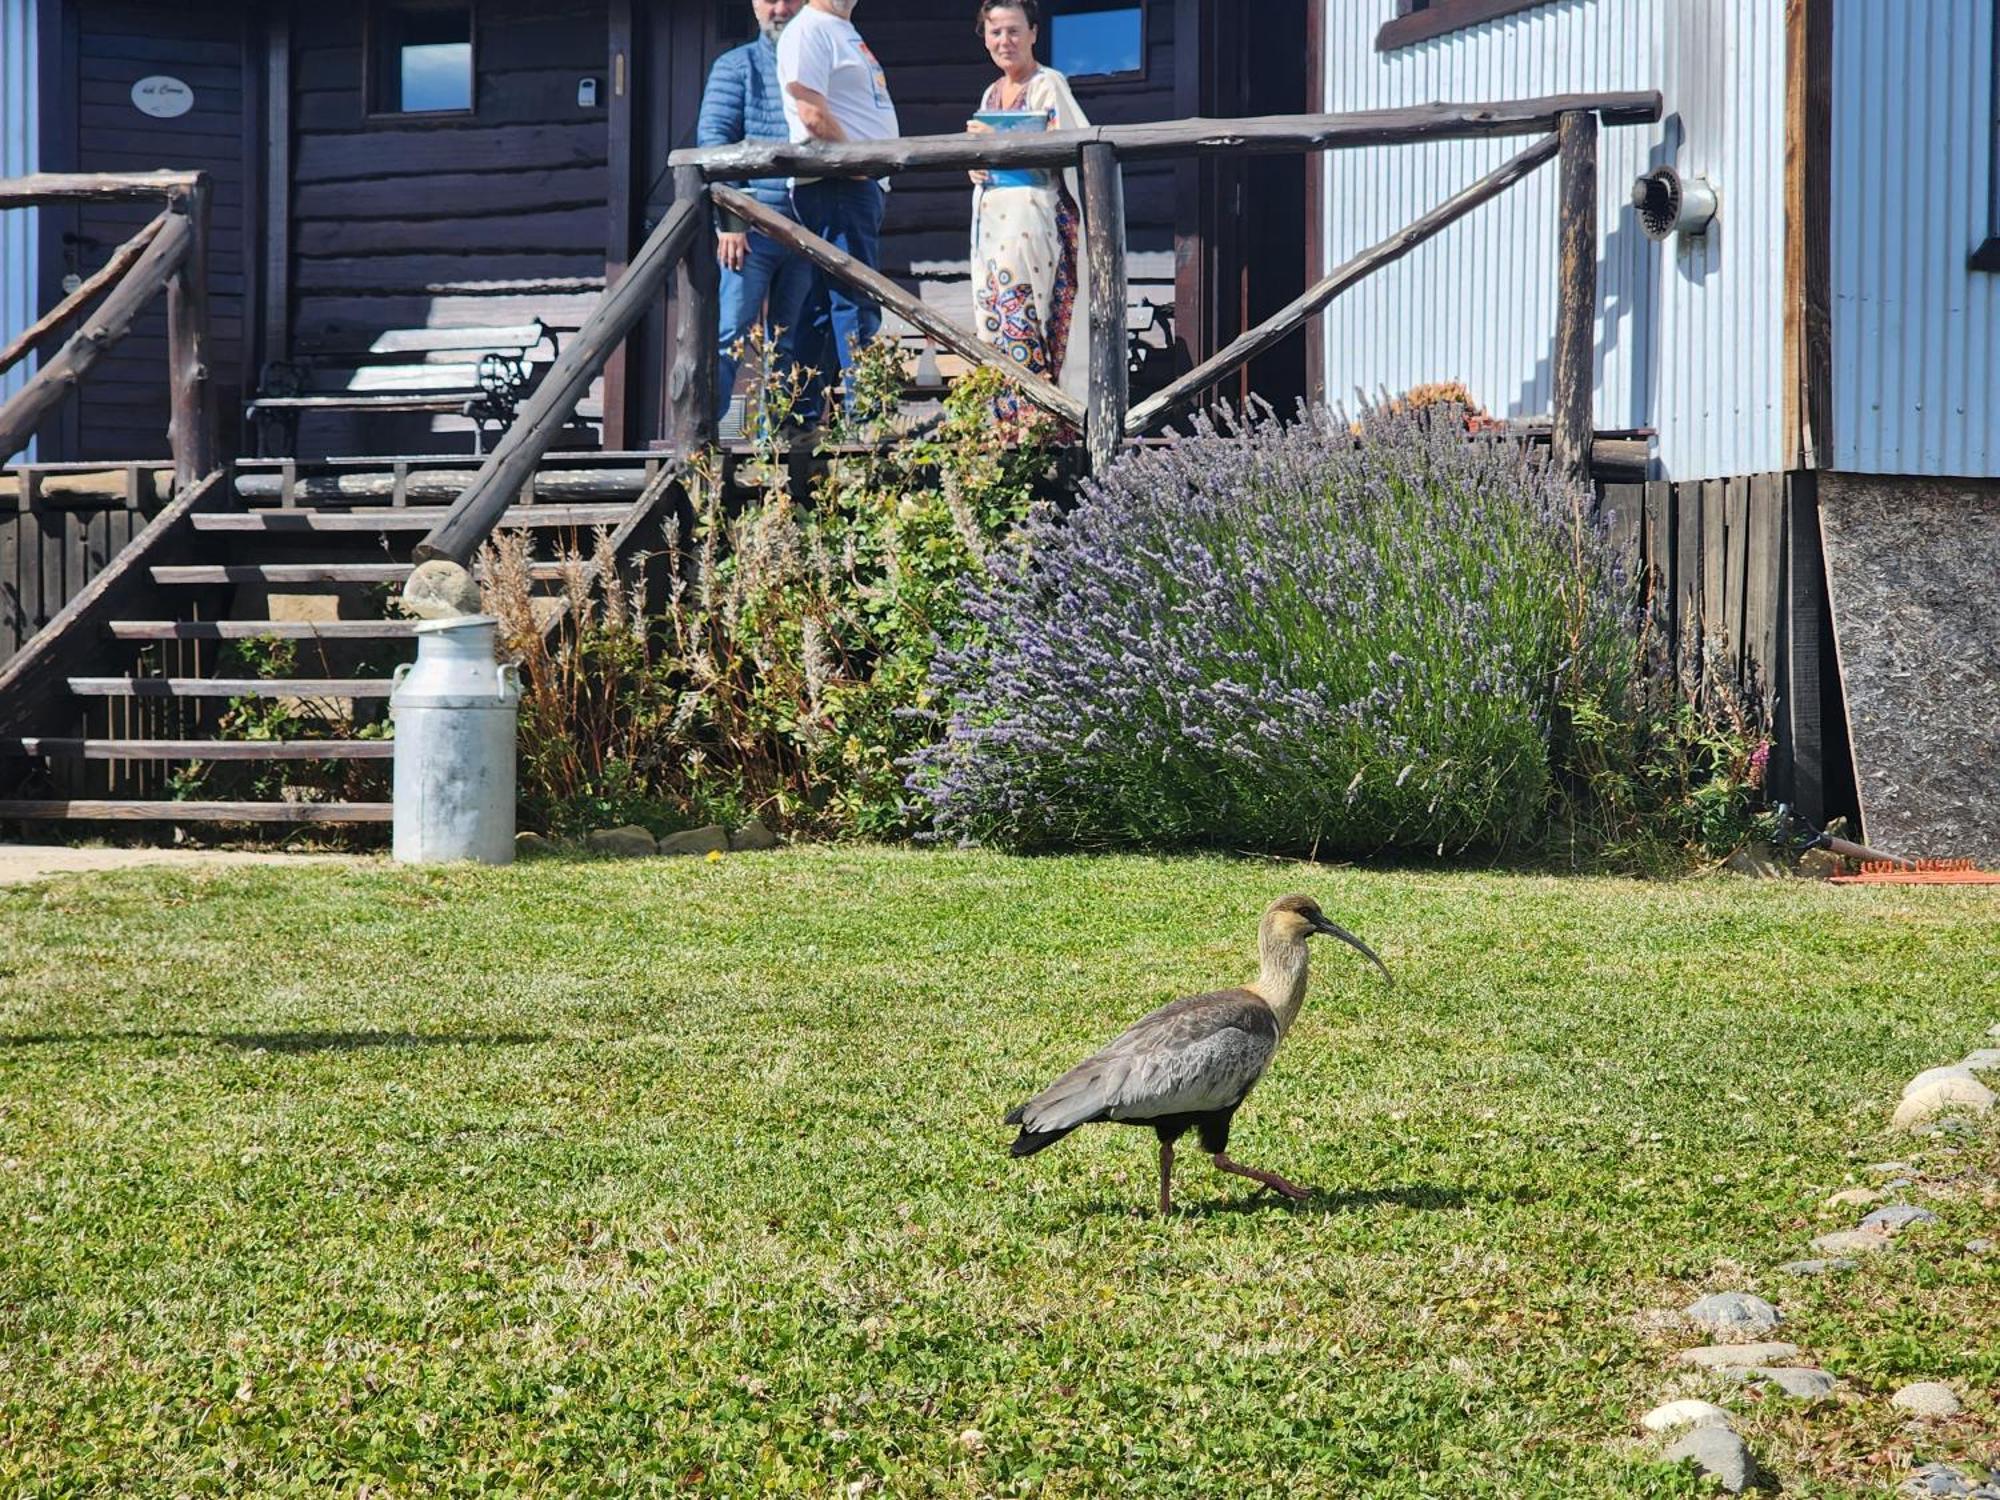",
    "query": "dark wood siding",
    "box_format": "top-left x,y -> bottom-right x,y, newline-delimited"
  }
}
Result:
63,1 -> 251,461
284,0 -> 611,455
